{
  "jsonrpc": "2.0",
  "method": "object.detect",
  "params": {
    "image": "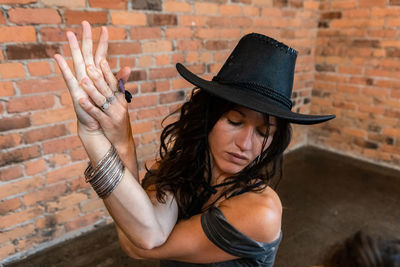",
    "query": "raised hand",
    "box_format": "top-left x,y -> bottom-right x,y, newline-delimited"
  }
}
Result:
55,21 -> 137,177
